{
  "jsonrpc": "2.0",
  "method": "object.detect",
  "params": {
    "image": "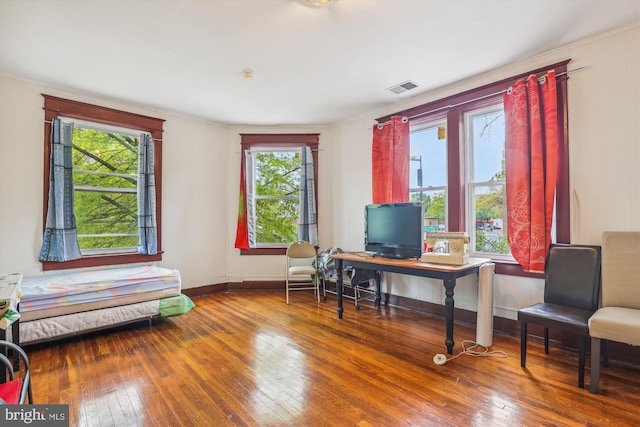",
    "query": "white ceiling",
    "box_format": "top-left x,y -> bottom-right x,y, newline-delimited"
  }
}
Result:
1,0 -> 638,126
